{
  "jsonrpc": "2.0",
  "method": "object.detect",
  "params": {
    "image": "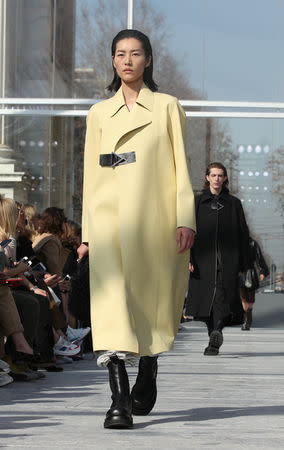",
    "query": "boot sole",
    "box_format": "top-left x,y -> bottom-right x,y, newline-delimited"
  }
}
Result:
104,415 -> 133,429
209,330 -> 223,349
204,346 -> 219,356
203,331 -> 223,356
